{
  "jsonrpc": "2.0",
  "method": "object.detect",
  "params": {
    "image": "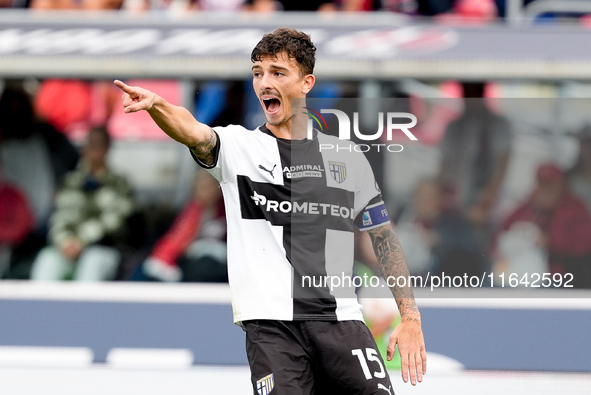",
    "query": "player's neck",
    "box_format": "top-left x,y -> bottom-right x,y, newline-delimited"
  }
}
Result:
266,123 -> 291,140
266,112 -> 308,141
